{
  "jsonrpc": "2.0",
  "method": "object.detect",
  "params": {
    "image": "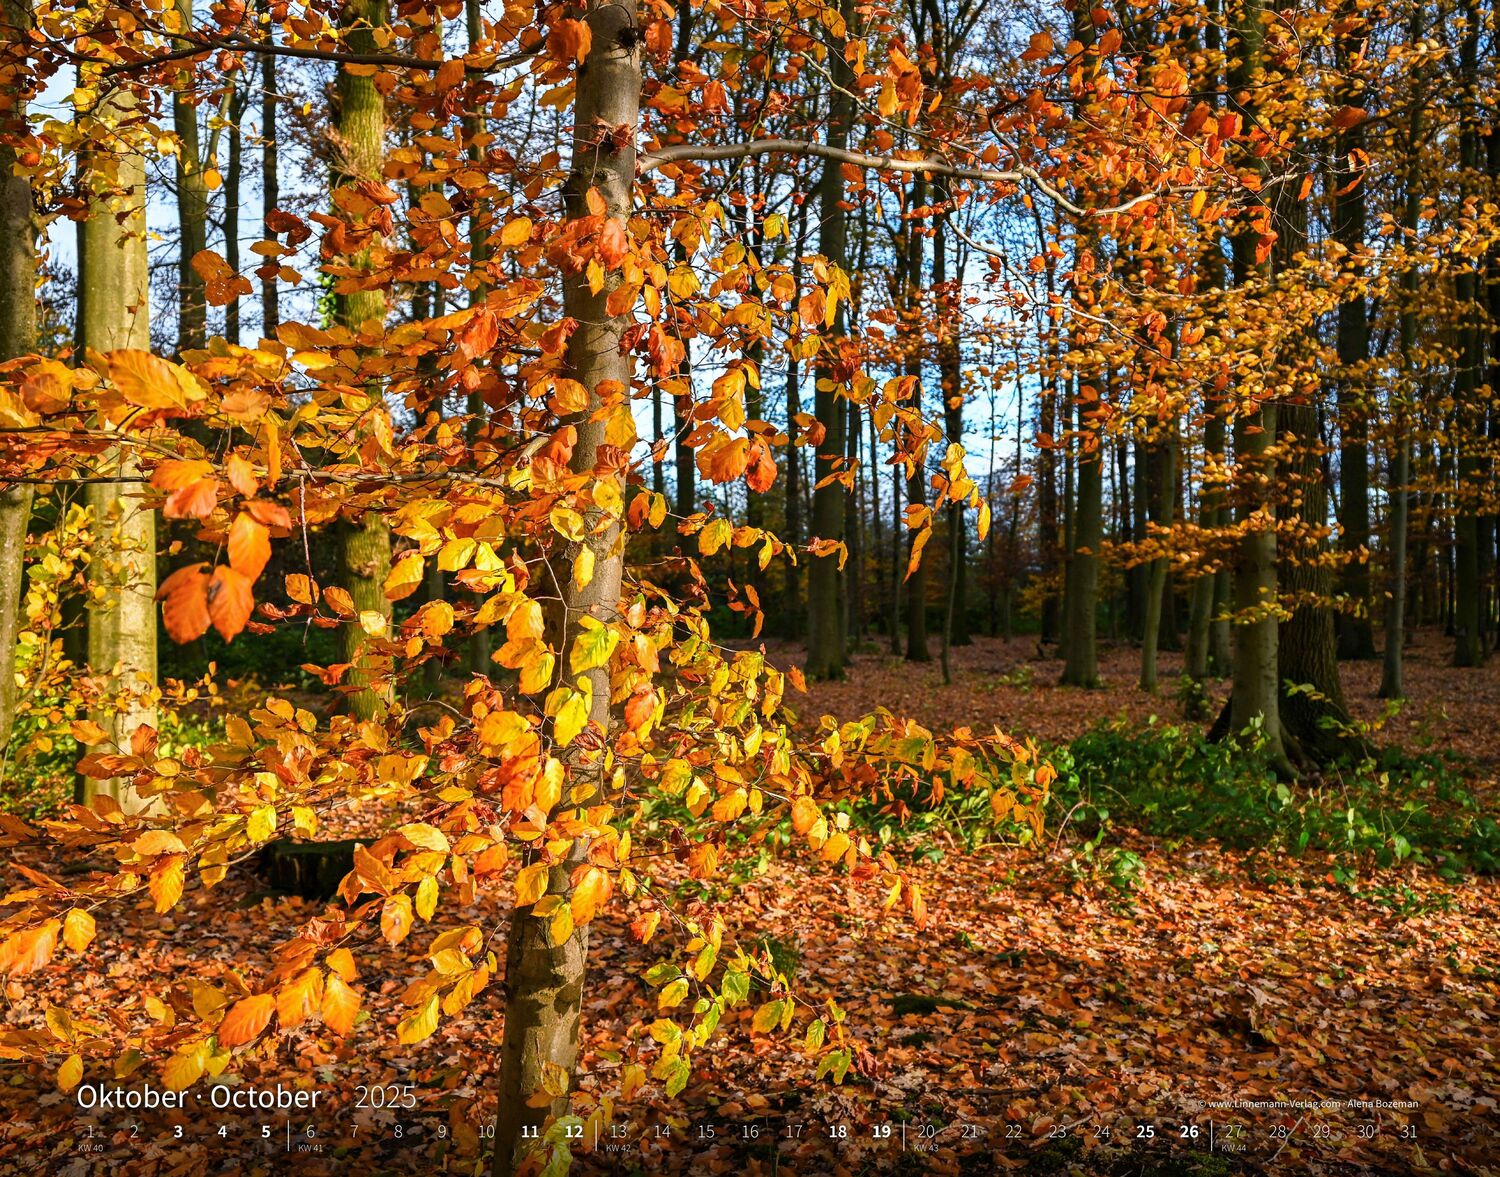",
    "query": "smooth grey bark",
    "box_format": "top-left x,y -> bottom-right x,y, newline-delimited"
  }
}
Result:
0,0 -> 35,748
490,3 -> 635,1172
78,76 -> 158,811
